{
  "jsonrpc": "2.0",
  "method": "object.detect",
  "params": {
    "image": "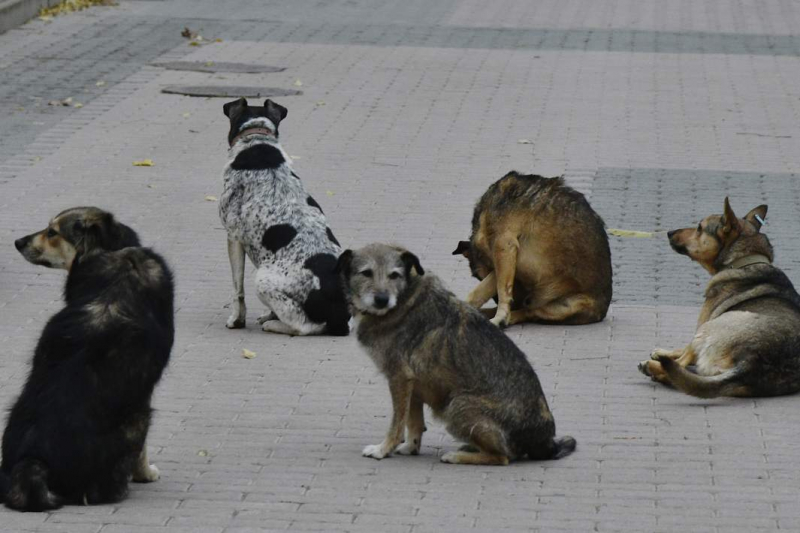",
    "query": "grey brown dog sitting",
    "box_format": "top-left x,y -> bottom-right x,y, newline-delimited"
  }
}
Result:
640,198 -> 800,398
454,171 -> 612,327
338,243 -> 576,465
